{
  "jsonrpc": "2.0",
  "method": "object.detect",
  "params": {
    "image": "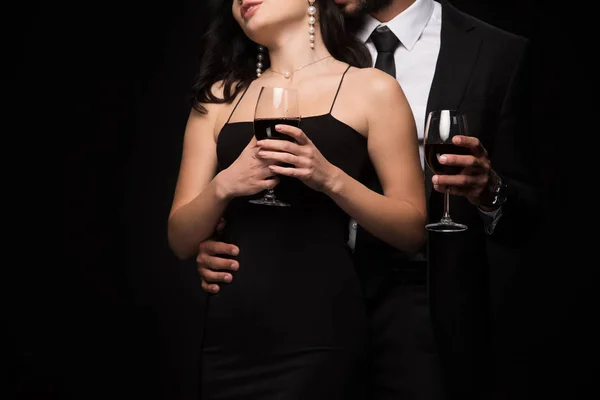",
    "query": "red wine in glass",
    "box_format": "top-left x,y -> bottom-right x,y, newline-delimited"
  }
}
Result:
425,143 -> 471,175
424,110 -> 470,232
253,118 -> 300,141
249,87 -> 300,207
